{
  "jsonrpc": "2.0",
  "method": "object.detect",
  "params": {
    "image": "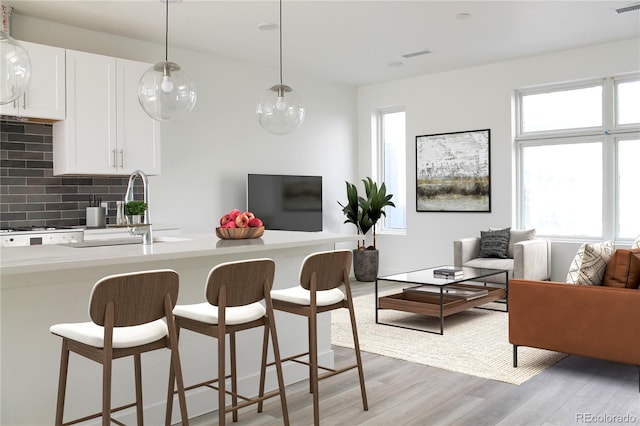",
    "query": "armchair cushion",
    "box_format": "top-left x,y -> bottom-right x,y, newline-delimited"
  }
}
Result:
479,227 -> 510,259
454,230 -> 551,284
